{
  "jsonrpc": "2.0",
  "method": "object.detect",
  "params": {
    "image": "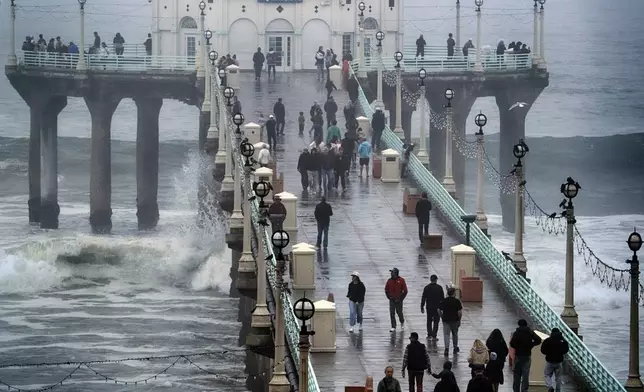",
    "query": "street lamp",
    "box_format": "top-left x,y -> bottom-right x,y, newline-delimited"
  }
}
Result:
626,229 -> 643,388
204,29 -> 212,46
293,297 -> 316,392
357,1 -> 366,78
218,68 -> 227,87
197,0 -> 206,77
208,50 -> 218,65
358,1 -> 366,15
538,0 -> 547,69
442,88 -> 456,196
254,180 -> 272,208
224,86 -> 235,107
474,111 -> 488,234
77,0 -> 87,70
240,138 -> 255,167
560,176 -> 580,335
532,0 -> 539,66
269,227 -> 290,390
416,68 -> 429,167
512,138 -> 529,272
474,0 -> 483,72
393,51 -> 404,138
375,30 -> 385,108
7,0 -> 17,67
233,112 -> 244,138
271,229 -> 290,261
455,0 -> 461,49
199,0 -> 206,13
